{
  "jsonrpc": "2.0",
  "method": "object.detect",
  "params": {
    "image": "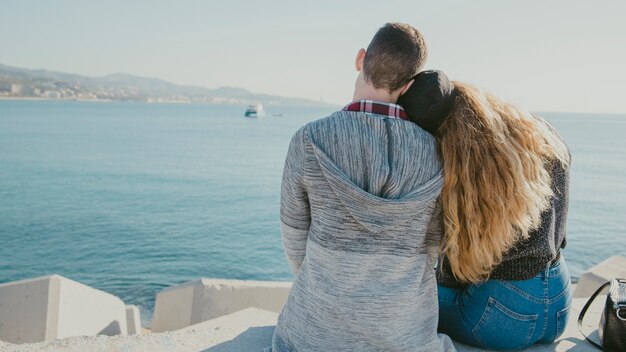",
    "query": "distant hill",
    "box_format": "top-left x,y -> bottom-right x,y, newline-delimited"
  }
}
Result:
0,63 -> 334,106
